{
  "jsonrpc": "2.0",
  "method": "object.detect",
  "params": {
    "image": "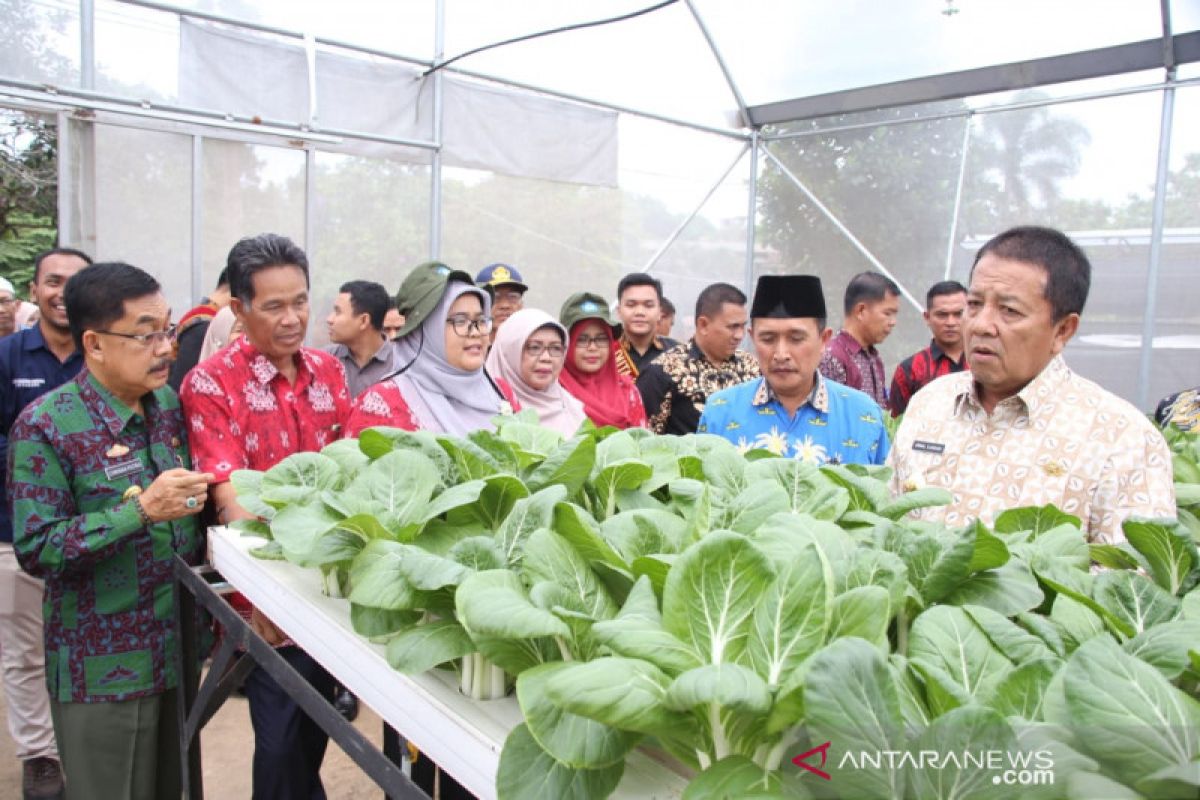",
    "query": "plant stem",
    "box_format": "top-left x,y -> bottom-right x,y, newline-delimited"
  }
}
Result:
322,567 -> 342,598
708,702 -> 729,760
896,606 -> 909,657
490,664 -> 507,700
764,735 -> 793,772
461,652 -> 474,697
555,636 -> 574,662
696,750 -> 712,771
